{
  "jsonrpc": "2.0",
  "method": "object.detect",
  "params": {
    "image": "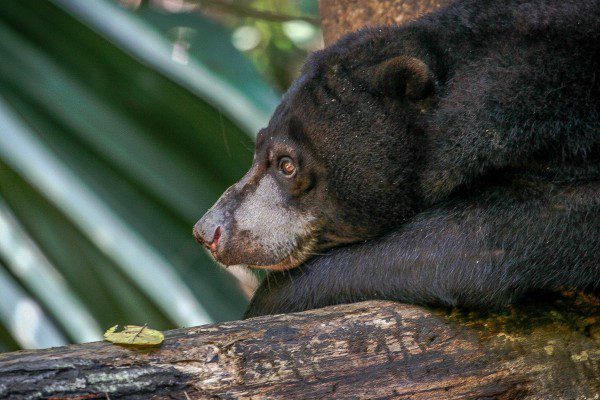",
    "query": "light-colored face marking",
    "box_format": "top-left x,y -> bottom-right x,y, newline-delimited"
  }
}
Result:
234,174 -> 316,267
